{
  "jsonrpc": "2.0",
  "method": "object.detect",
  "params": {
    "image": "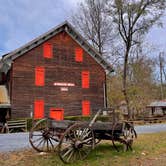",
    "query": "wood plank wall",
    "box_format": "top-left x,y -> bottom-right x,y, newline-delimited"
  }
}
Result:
11,31 -> 106,118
